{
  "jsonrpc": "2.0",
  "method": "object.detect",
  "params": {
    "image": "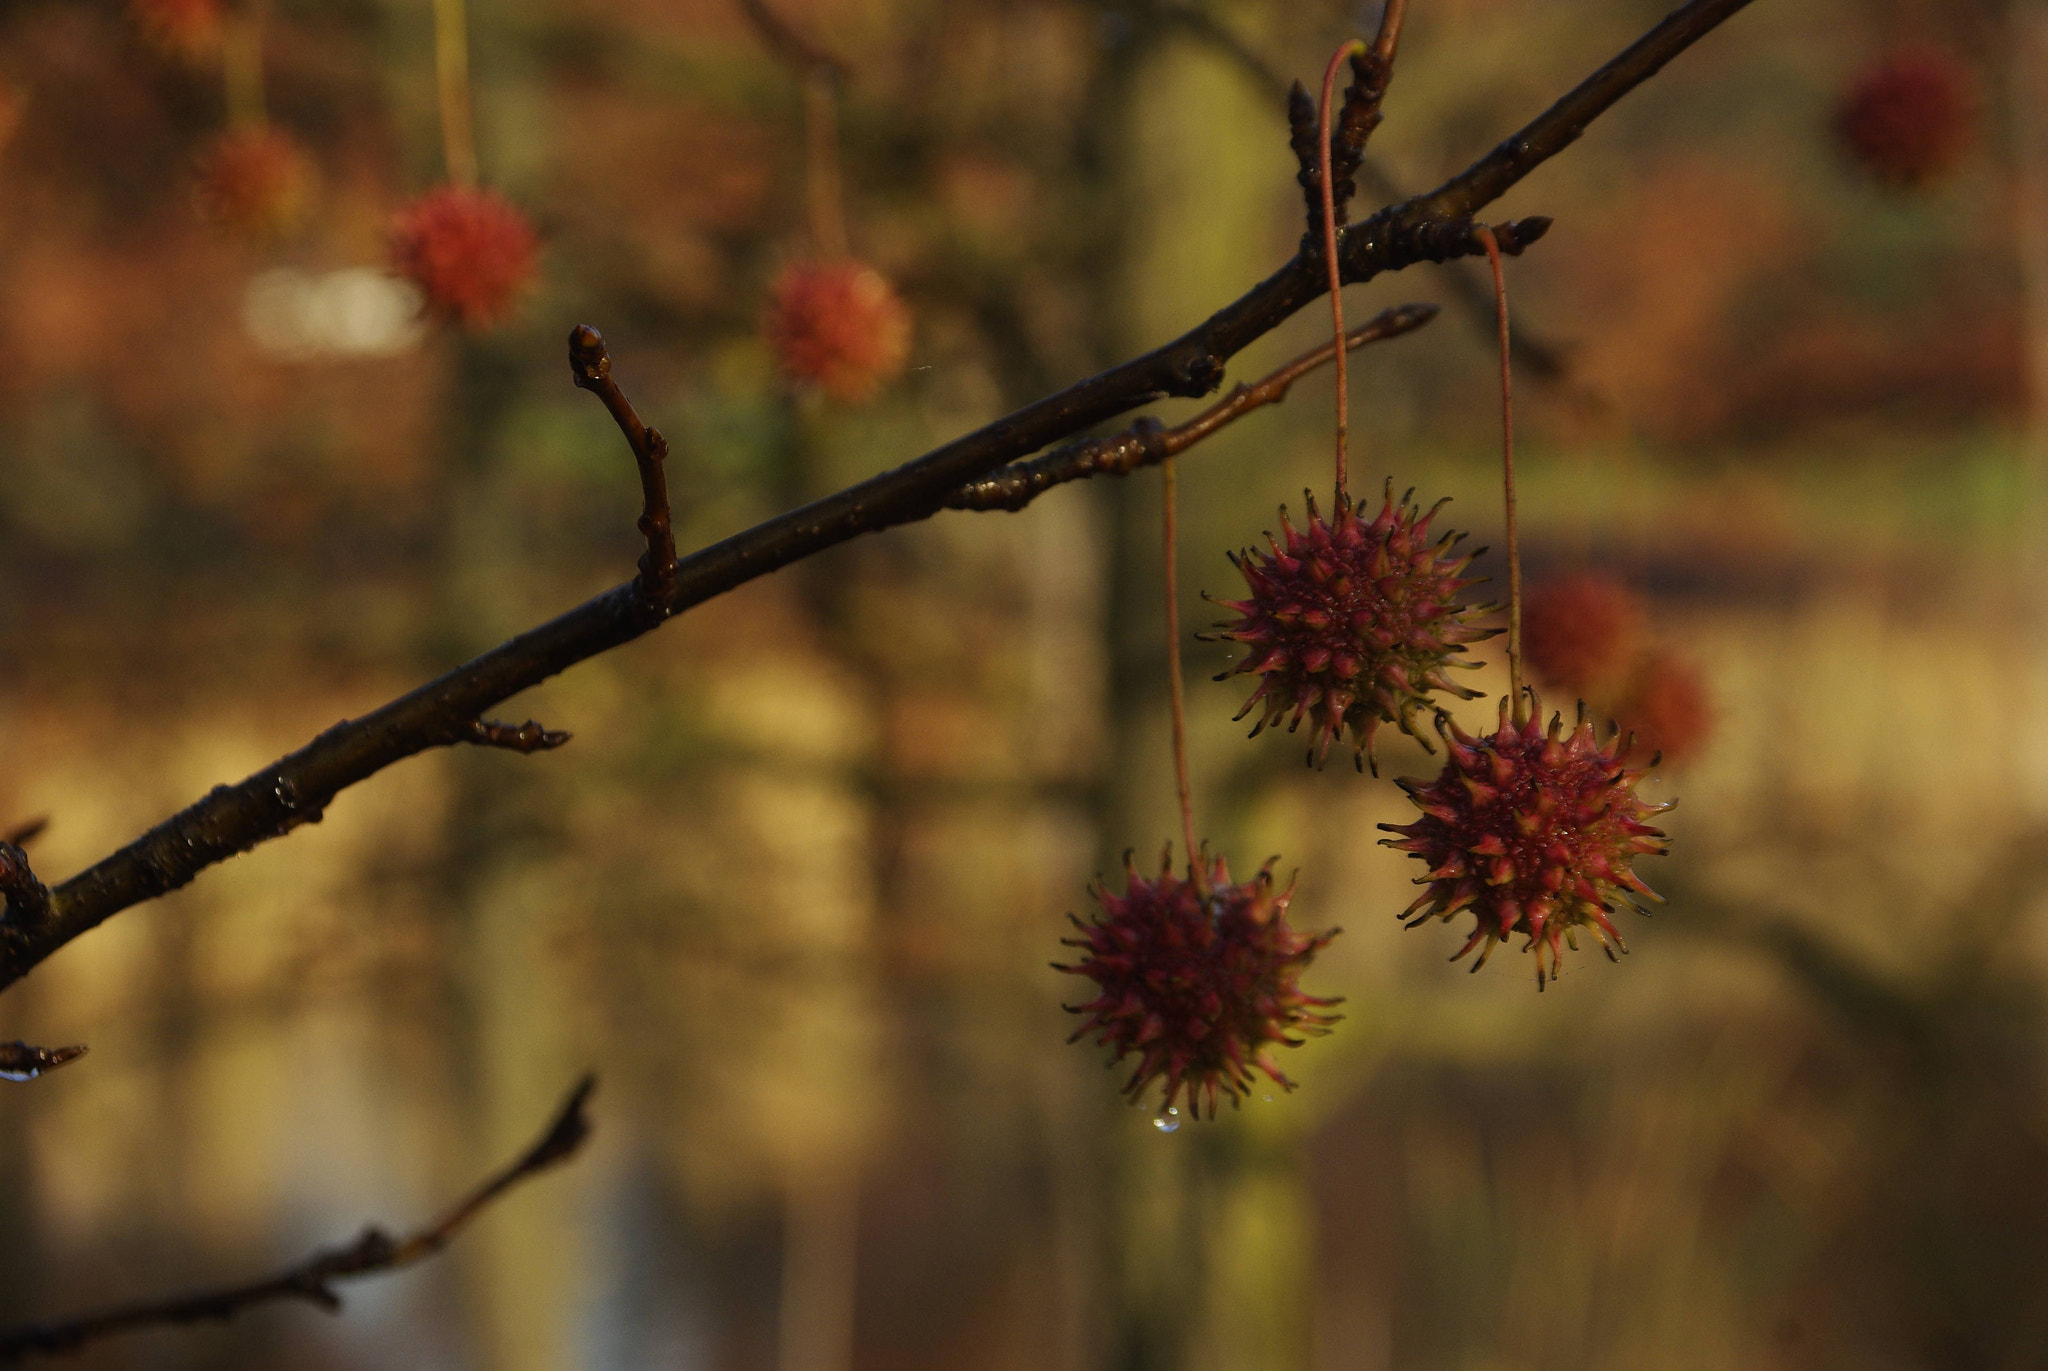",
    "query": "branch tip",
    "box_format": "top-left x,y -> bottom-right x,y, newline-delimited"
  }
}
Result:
0,1041 -> 87,1082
